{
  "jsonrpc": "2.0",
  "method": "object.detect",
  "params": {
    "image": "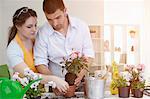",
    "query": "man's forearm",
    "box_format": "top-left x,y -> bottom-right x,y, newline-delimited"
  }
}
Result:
36,64 -> 52,75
